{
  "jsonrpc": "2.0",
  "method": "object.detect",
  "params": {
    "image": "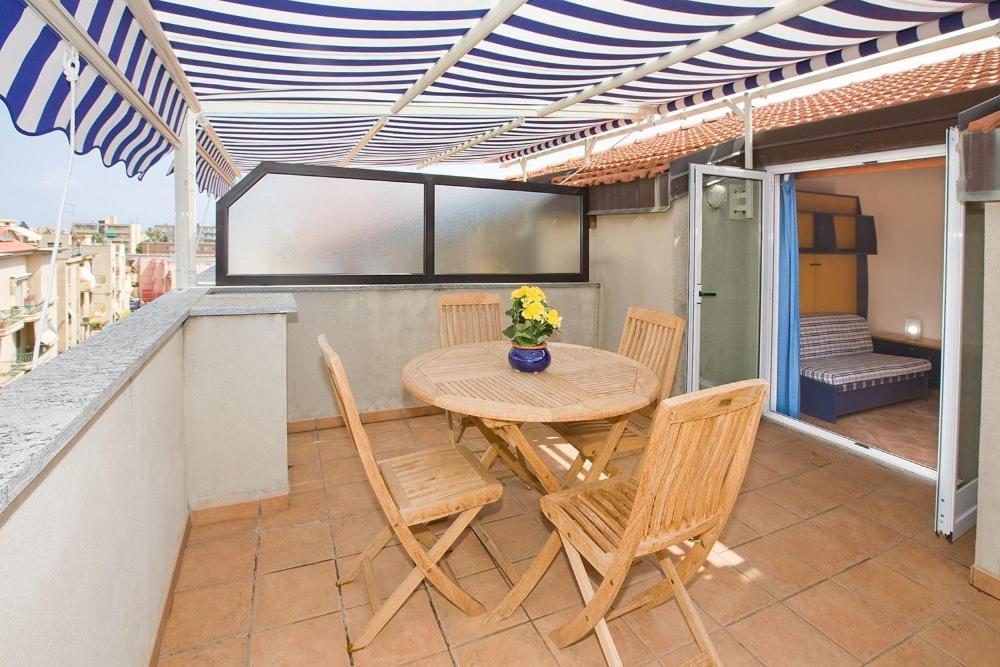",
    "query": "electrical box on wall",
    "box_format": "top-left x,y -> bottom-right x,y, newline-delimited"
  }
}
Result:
728,182 -> 752,219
